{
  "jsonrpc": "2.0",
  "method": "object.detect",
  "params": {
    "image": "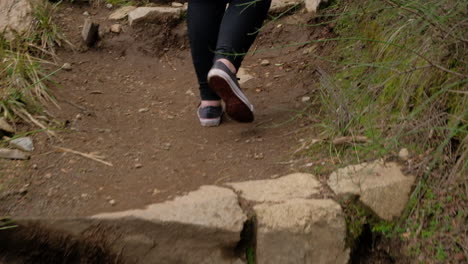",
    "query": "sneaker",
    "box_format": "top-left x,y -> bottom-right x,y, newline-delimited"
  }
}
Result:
197,105 -> 223,127
207,61 -> 254,123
